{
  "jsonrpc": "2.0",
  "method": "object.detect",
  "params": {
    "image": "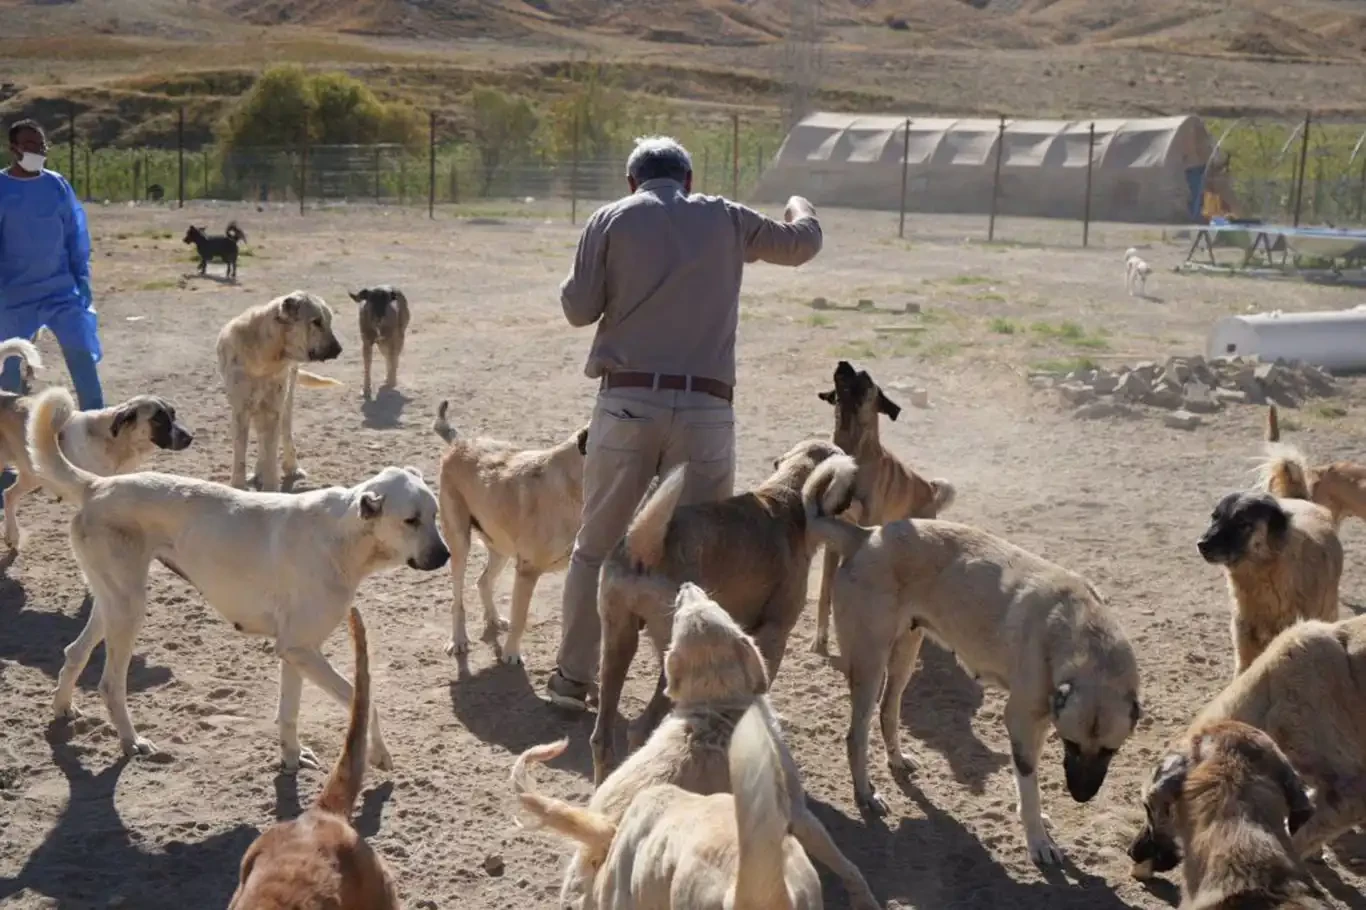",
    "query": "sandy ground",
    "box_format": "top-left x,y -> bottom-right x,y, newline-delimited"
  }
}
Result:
2,200 -> 1366,910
